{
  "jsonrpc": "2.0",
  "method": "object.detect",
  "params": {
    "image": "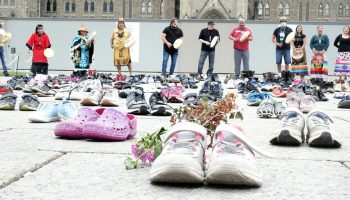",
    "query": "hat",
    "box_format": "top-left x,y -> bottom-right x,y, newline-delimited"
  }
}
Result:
280,16 -> 288,22
208,21 -> 215,25
78,25 -> 88,33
